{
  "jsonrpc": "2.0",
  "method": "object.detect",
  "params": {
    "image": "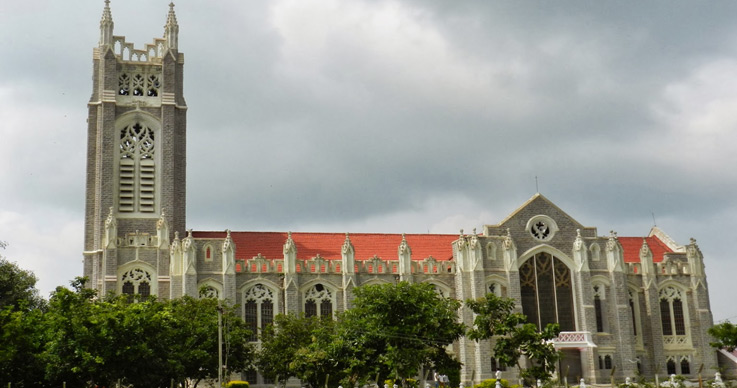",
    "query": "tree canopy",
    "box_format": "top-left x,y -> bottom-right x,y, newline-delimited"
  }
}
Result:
341,281 -> 465,384
466,293 -> 561,383
256,282 -> 464,388
709,321 -> 737,351
2,277 -> 255,388
0,244 -> 45,311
